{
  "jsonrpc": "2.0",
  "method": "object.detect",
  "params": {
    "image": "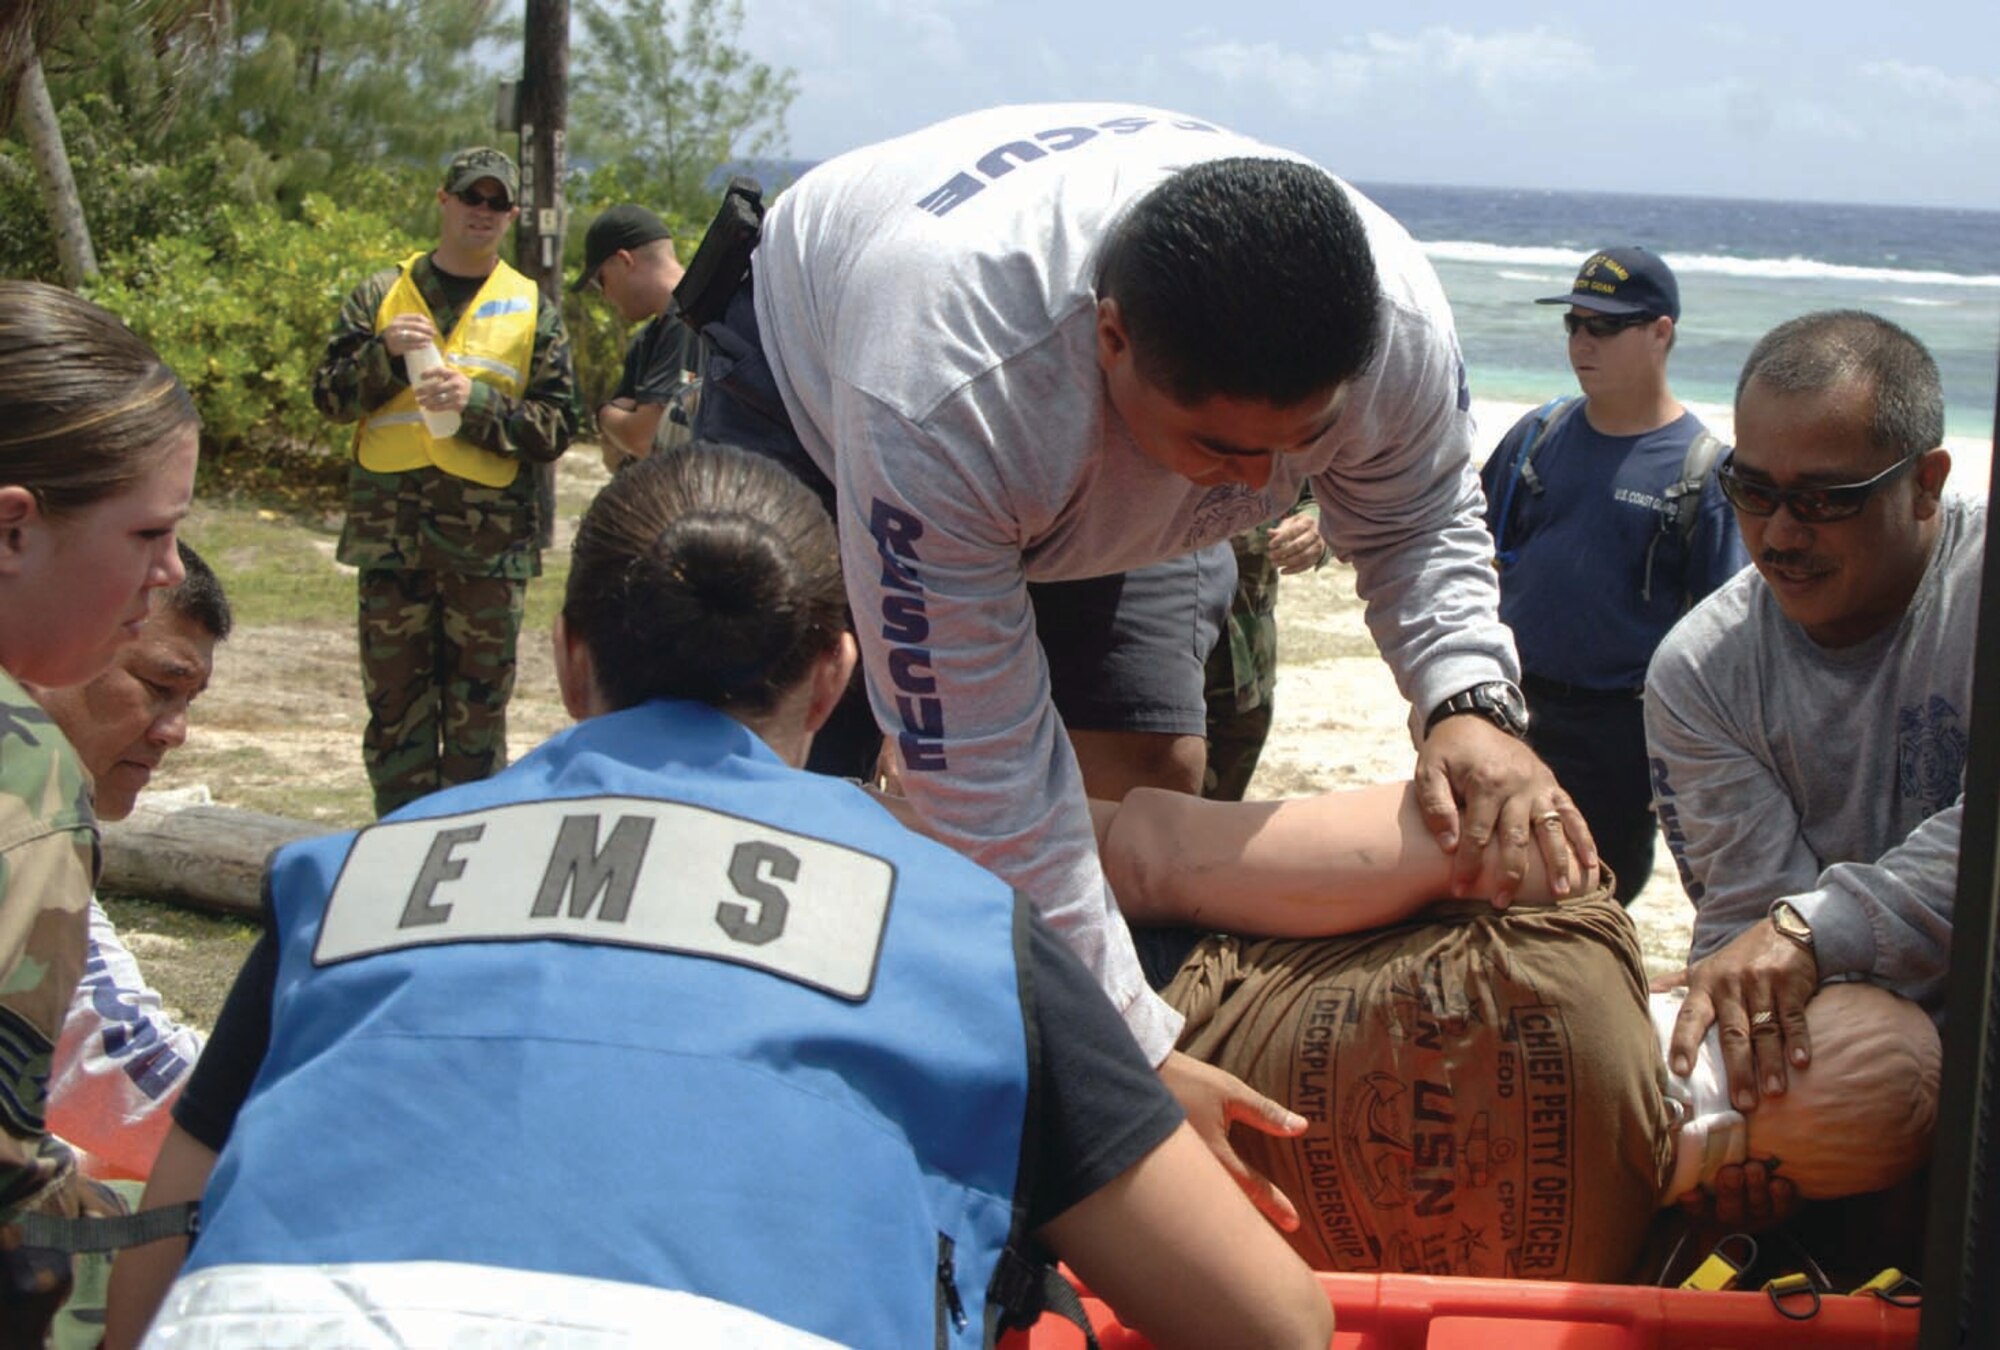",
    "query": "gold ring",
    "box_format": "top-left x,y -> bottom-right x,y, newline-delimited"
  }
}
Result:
1537,811 -> 1563,829
1750,1010 -> 1777,1029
